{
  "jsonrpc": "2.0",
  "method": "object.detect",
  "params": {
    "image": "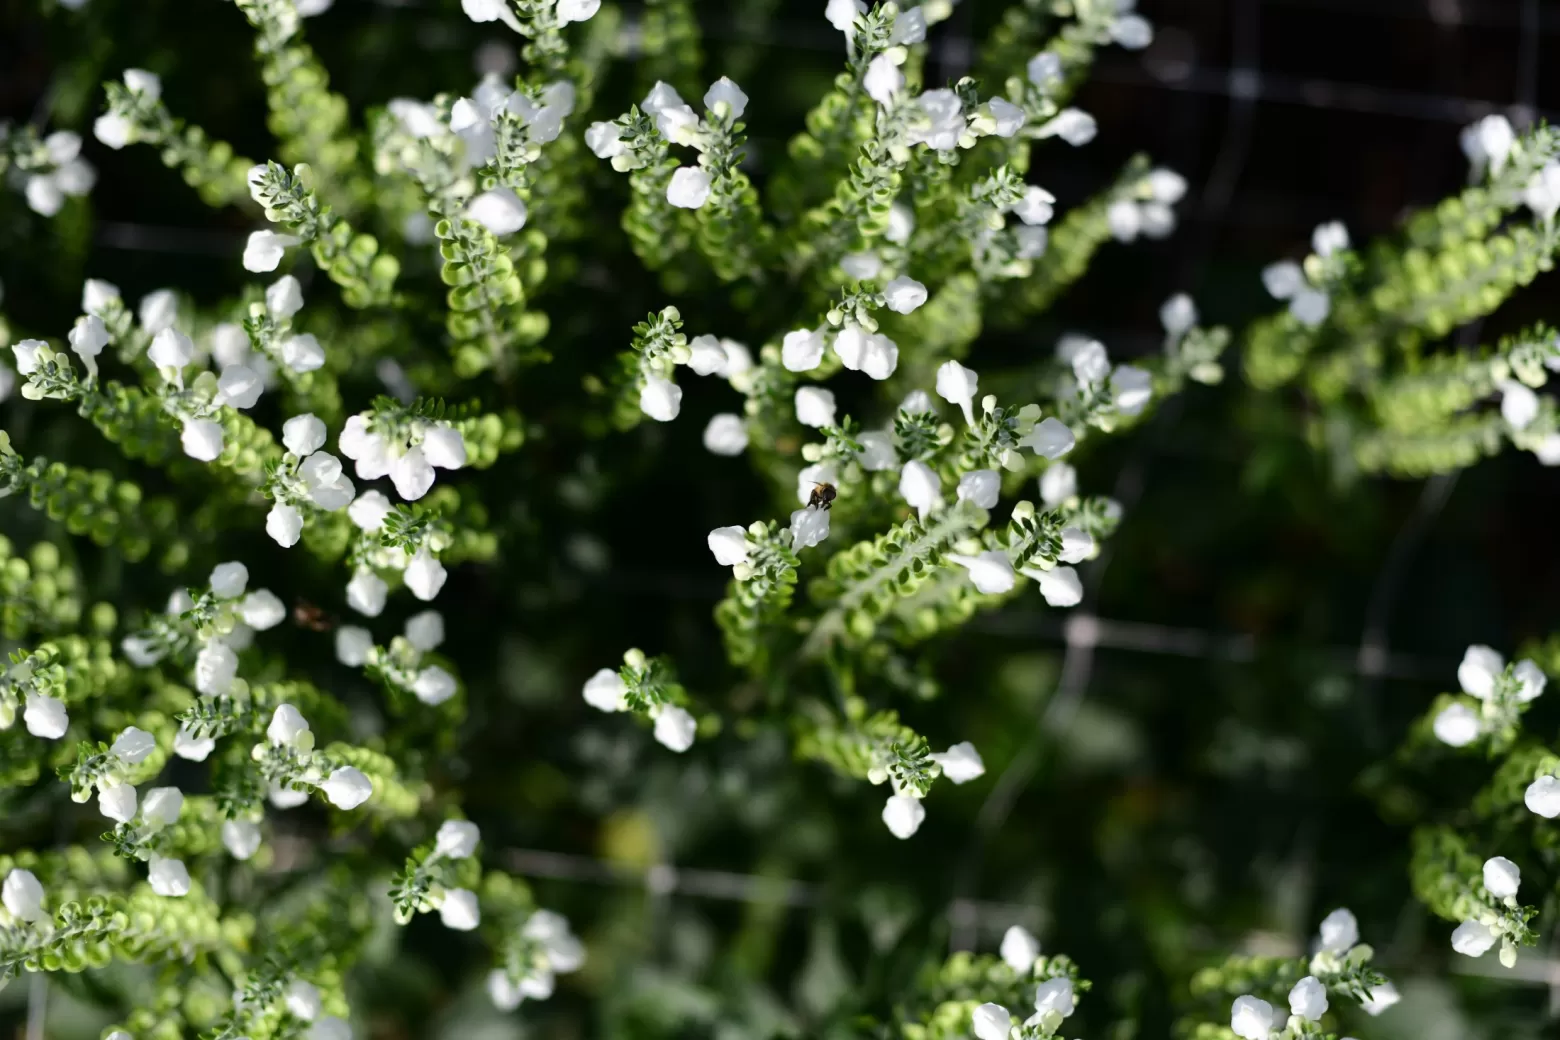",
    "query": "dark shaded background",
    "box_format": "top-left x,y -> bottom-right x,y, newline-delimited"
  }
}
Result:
2,1 -> 1560,1038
